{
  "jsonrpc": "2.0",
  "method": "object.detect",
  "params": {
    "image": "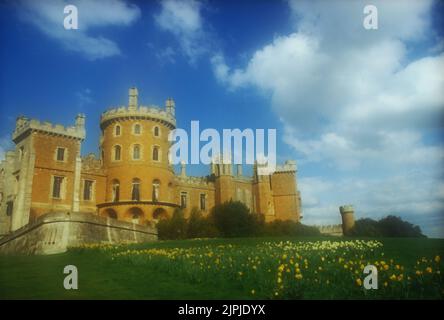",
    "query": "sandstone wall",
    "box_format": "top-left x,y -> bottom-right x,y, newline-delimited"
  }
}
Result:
0,211 -> 157,255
